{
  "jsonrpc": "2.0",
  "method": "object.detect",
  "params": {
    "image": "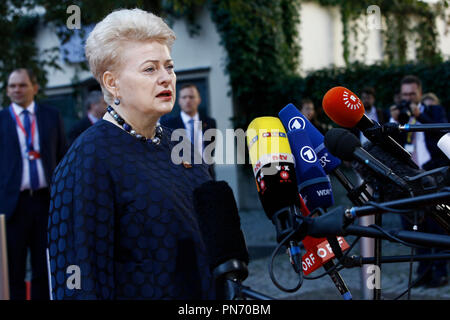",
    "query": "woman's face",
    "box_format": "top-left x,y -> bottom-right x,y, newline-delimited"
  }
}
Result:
114,41 -> 176,117
301,103 -> 315,121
